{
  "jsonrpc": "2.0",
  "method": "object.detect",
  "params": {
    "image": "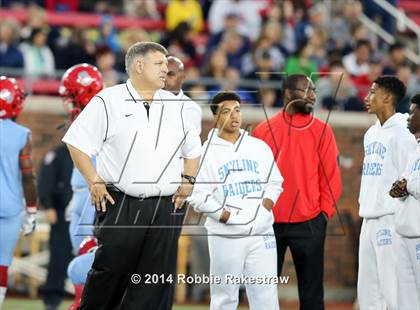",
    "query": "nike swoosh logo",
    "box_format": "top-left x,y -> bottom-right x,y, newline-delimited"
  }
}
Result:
125,114 -> 133,117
